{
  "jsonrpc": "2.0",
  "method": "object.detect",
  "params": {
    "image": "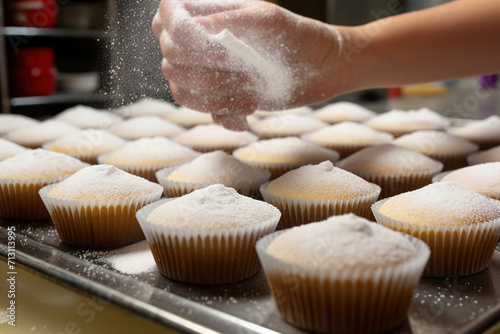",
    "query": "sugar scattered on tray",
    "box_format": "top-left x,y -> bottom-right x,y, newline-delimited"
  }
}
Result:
107,240 -> 156,275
